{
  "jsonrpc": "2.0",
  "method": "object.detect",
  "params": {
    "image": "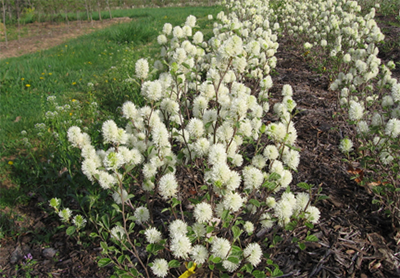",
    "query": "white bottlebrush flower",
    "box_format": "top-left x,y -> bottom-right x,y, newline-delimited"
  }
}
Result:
193,31 -> 203,44
380,151 -> 394,165
72,215 -> 87,229
391,83 -> 400,102
185,15 -> 196,27
110,225 -> 125,240
173,26 -> 184,38
112,189 -> 129,204
382,96 -> 394,108
187,118 -> 205,139
243,221 -> 255,234
145,227 -> 162,243
58,208 -> 72,222
194,138 -> 210,157
151,258 -> 169,278
82,158 -> 99,182
169,219 -> 187,238
305,206 -> 320,224
103,151 -> 124,170
263,145 -> 279,160
134,206 -> 150,224
223,259 -> 240,272
211,237 -> 231,259
142,179 -> 155,192
266,197 -> 276,208
243,243 -> 262,267
357,120 -> 369,134
260,212 -> 275,229
243,166 -> 264,190
191,245 -> 209,264
98,171 -> 116,190
251,154 -> 266,169
208,144 -> 227,165
142,80 -> 163,102
162,23 -> 172,35
294,192 -> 310,214
157,34 -> 168,45
122,101 -> 138,119
349,100 -> 364,121
182,25 -> 192,37
266,122 -> 286,142
171,235 -> 192,259
223,192 -> 244,212
194,202 -> 213,223
192,222 -> 206,238
385,118 -> 400,138
339,138 -> 353,153
159,173 -> 179,200
102,120 -> 119,144
135,58 -> 149,80
282,149 -> 300,170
